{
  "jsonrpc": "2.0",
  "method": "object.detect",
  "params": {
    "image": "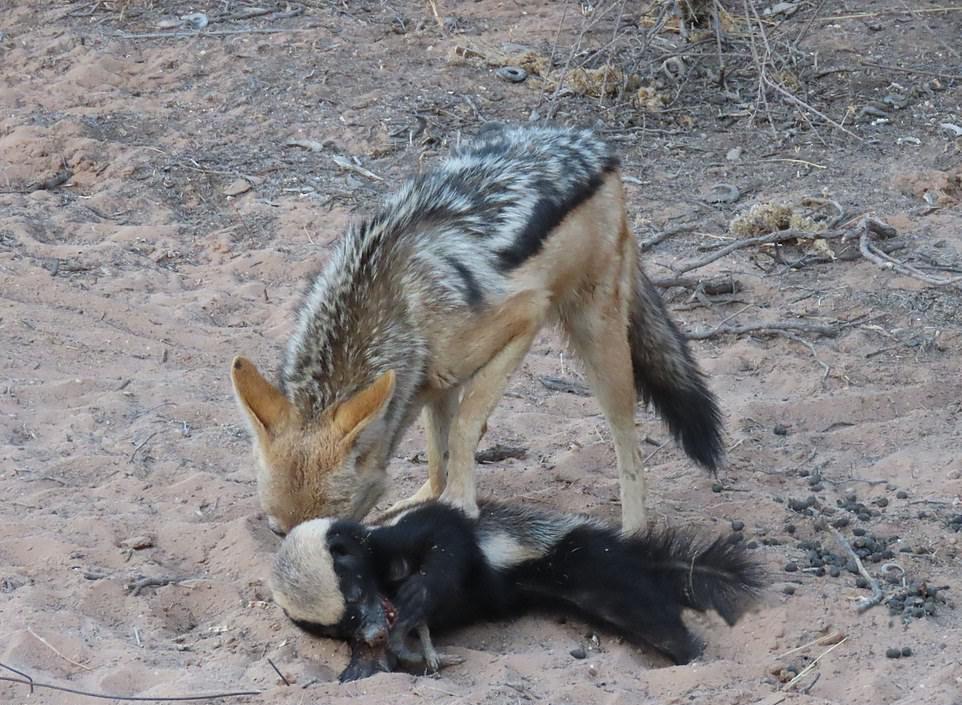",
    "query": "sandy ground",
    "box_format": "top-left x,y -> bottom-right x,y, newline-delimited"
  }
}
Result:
2,1 -> 962,704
